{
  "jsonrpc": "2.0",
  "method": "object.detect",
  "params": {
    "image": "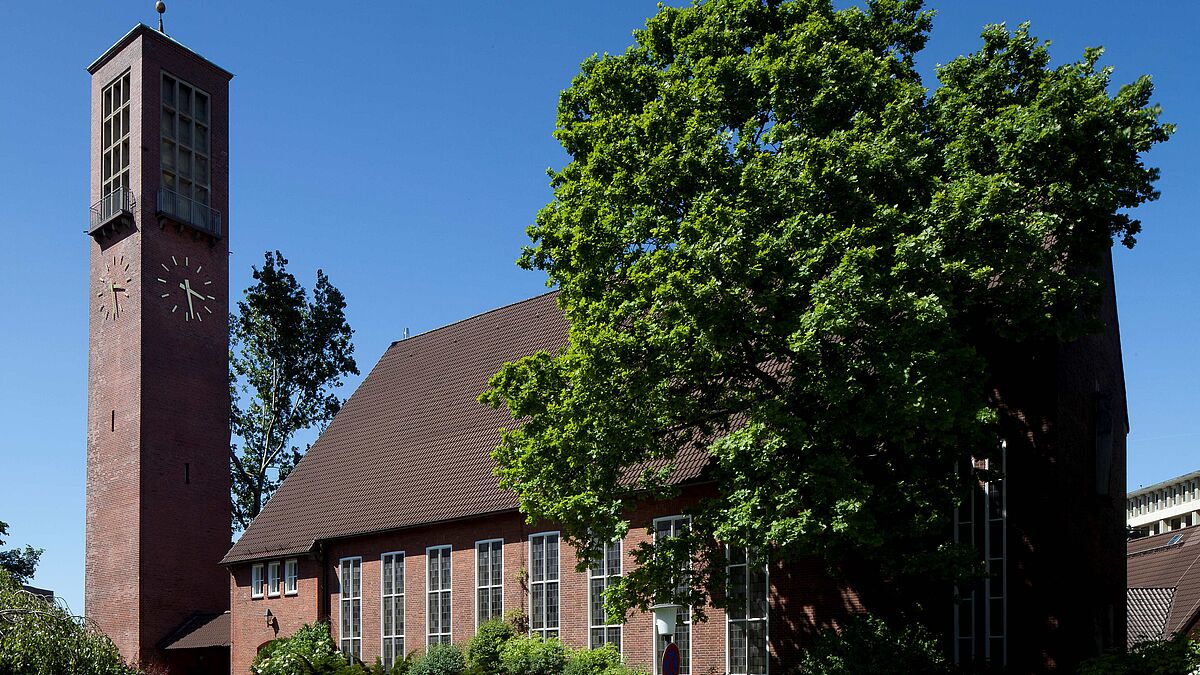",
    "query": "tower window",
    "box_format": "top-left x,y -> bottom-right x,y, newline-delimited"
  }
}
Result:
101,71 -> 131,199
161,73 -> 211,214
